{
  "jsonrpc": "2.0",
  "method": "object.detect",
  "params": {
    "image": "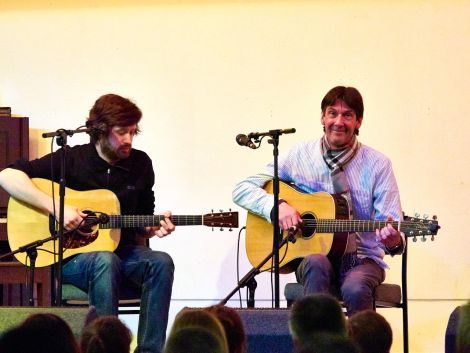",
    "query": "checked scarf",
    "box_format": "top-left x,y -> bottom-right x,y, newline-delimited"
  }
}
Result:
320,134 -> 360,186
320,134 -> 361,275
